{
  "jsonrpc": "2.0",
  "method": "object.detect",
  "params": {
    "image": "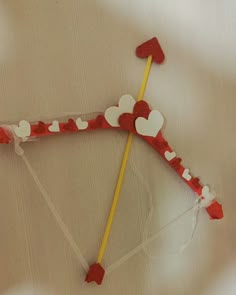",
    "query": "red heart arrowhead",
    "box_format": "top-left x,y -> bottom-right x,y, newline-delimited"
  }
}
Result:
136,37 -> 165,64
